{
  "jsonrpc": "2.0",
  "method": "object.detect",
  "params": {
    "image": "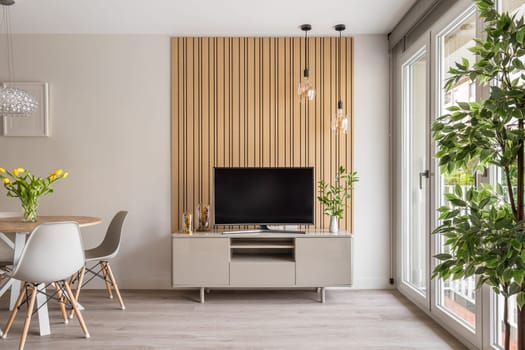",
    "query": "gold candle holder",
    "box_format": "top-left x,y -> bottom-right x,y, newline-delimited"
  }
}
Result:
182,211 -> 193,234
